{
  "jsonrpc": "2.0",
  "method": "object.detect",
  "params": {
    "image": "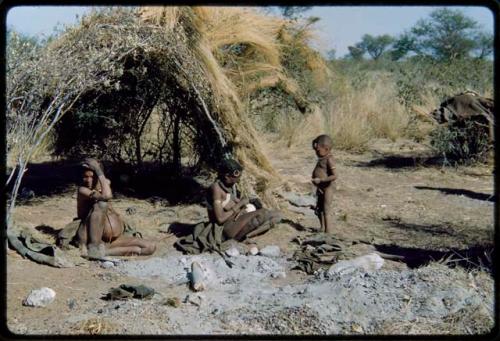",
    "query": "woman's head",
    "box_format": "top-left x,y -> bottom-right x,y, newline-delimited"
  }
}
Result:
218,158 -> 243,185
